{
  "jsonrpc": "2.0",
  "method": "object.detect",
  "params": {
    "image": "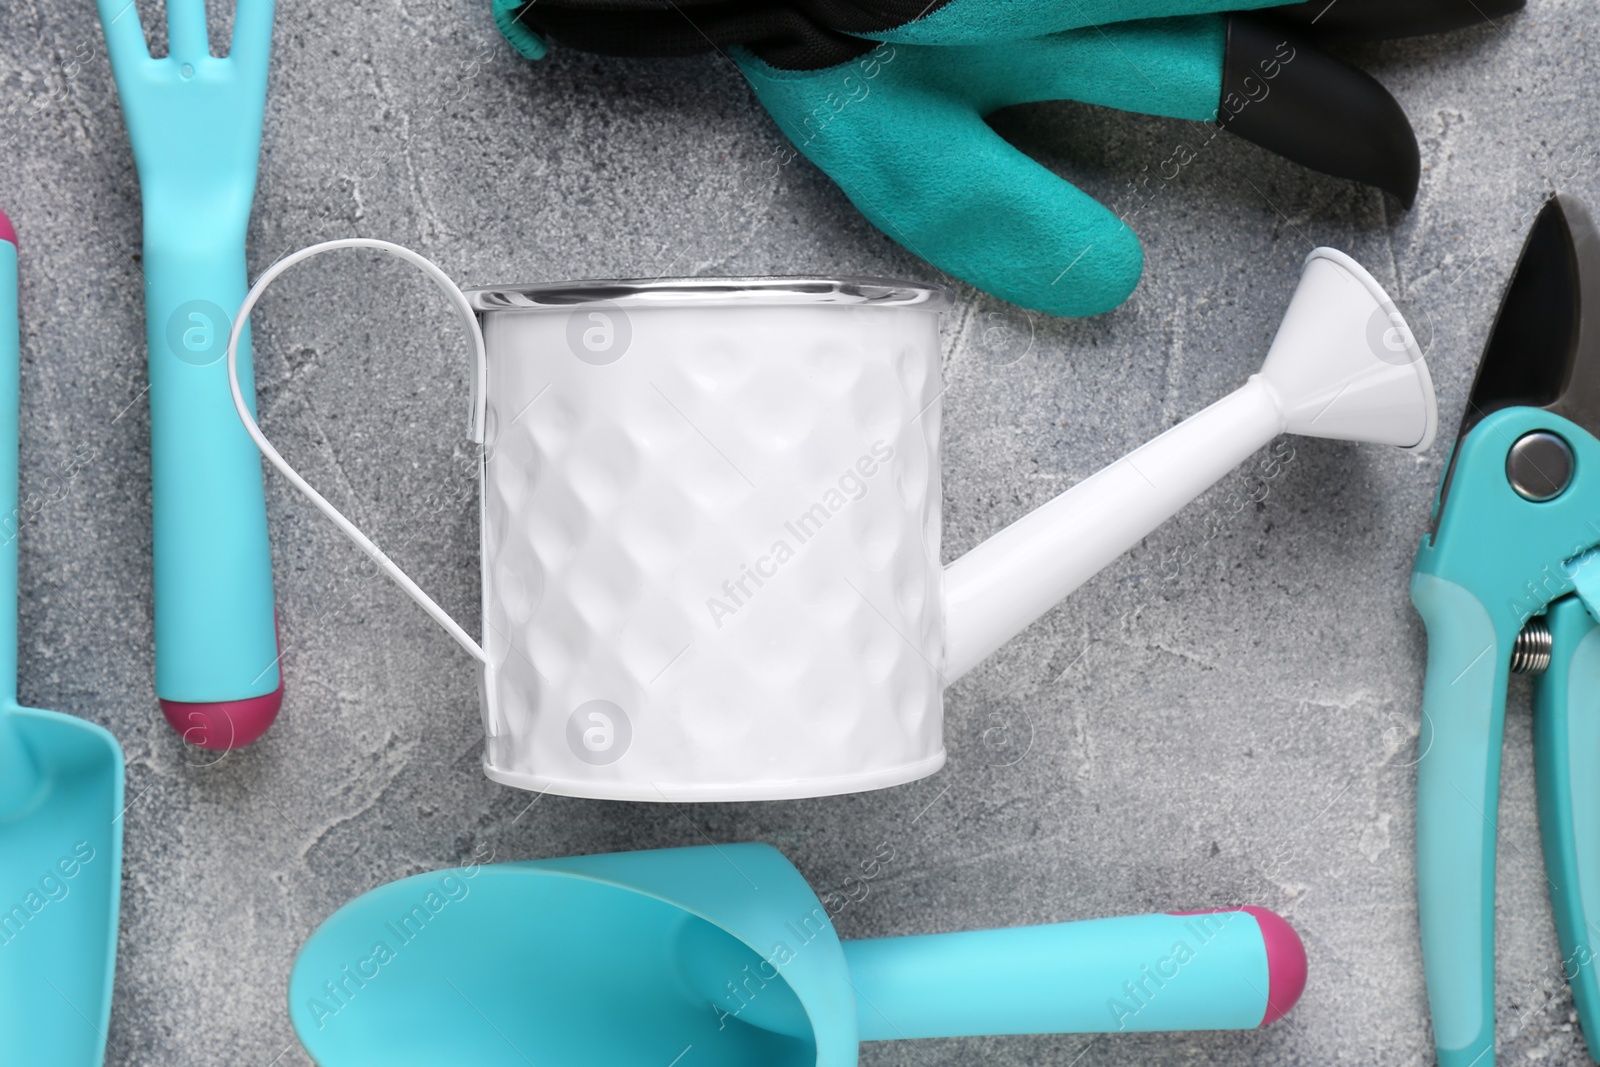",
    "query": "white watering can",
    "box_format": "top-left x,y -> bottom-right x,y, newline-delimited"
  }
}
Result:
229,242 -> 1435,802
